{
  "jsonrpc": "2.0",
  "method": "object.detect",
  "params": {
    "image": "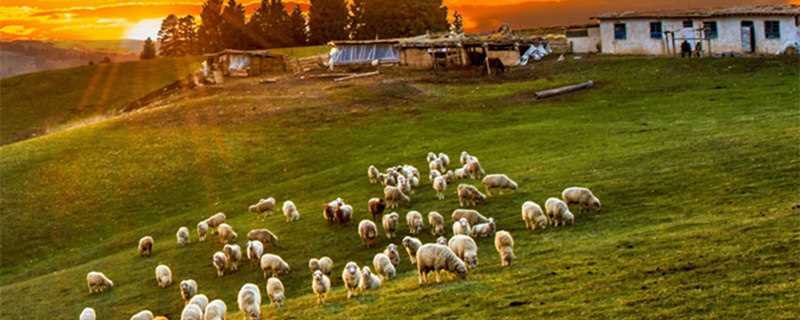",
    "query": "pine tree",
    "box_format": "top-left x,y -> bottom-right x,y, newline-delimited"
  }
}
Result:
178,15 -> 199,54
158,14 -> 182,56
451,11 -> 464,34
198,0 -> 225,53
288,5 -> 308,46
267,0 -> 291,47
140,37 -> 157,60
308,0 -> 349,45
348,0 -> 367,40
246,0 -> 270,49
359,0 -> 448,39
221,0 -> 247,49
